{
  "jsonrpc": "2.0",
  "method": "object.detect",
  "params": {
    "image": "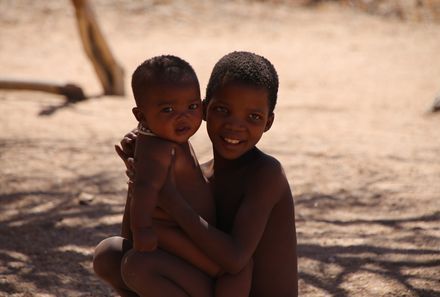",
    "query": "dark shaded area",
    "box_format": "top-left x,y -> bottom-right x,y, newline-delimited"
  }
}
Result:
0,138 -> 124,296
296,192 -> 440,297
1,138 -> 439,296
0,172 -> 124,295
